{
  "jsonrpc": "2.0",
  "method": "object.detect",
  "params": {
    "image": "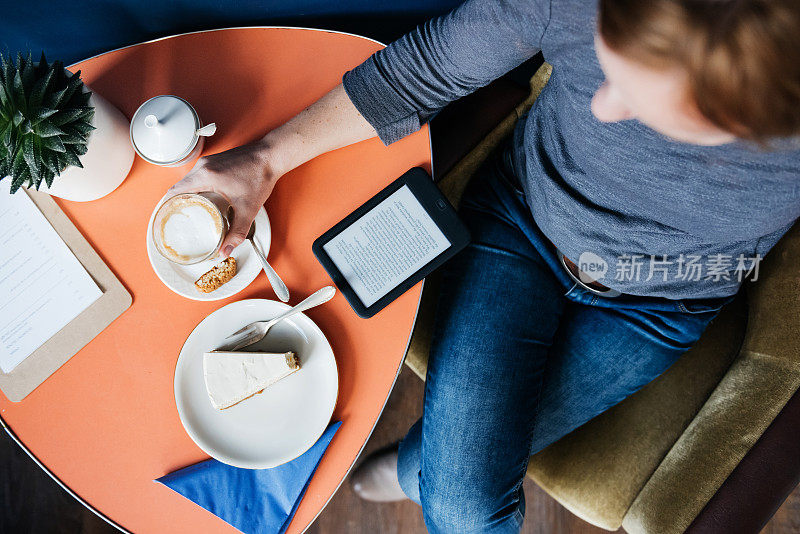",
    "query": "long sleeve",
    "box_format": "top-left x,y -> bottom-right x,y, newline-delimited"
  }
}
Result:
343,0 -> 551,145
